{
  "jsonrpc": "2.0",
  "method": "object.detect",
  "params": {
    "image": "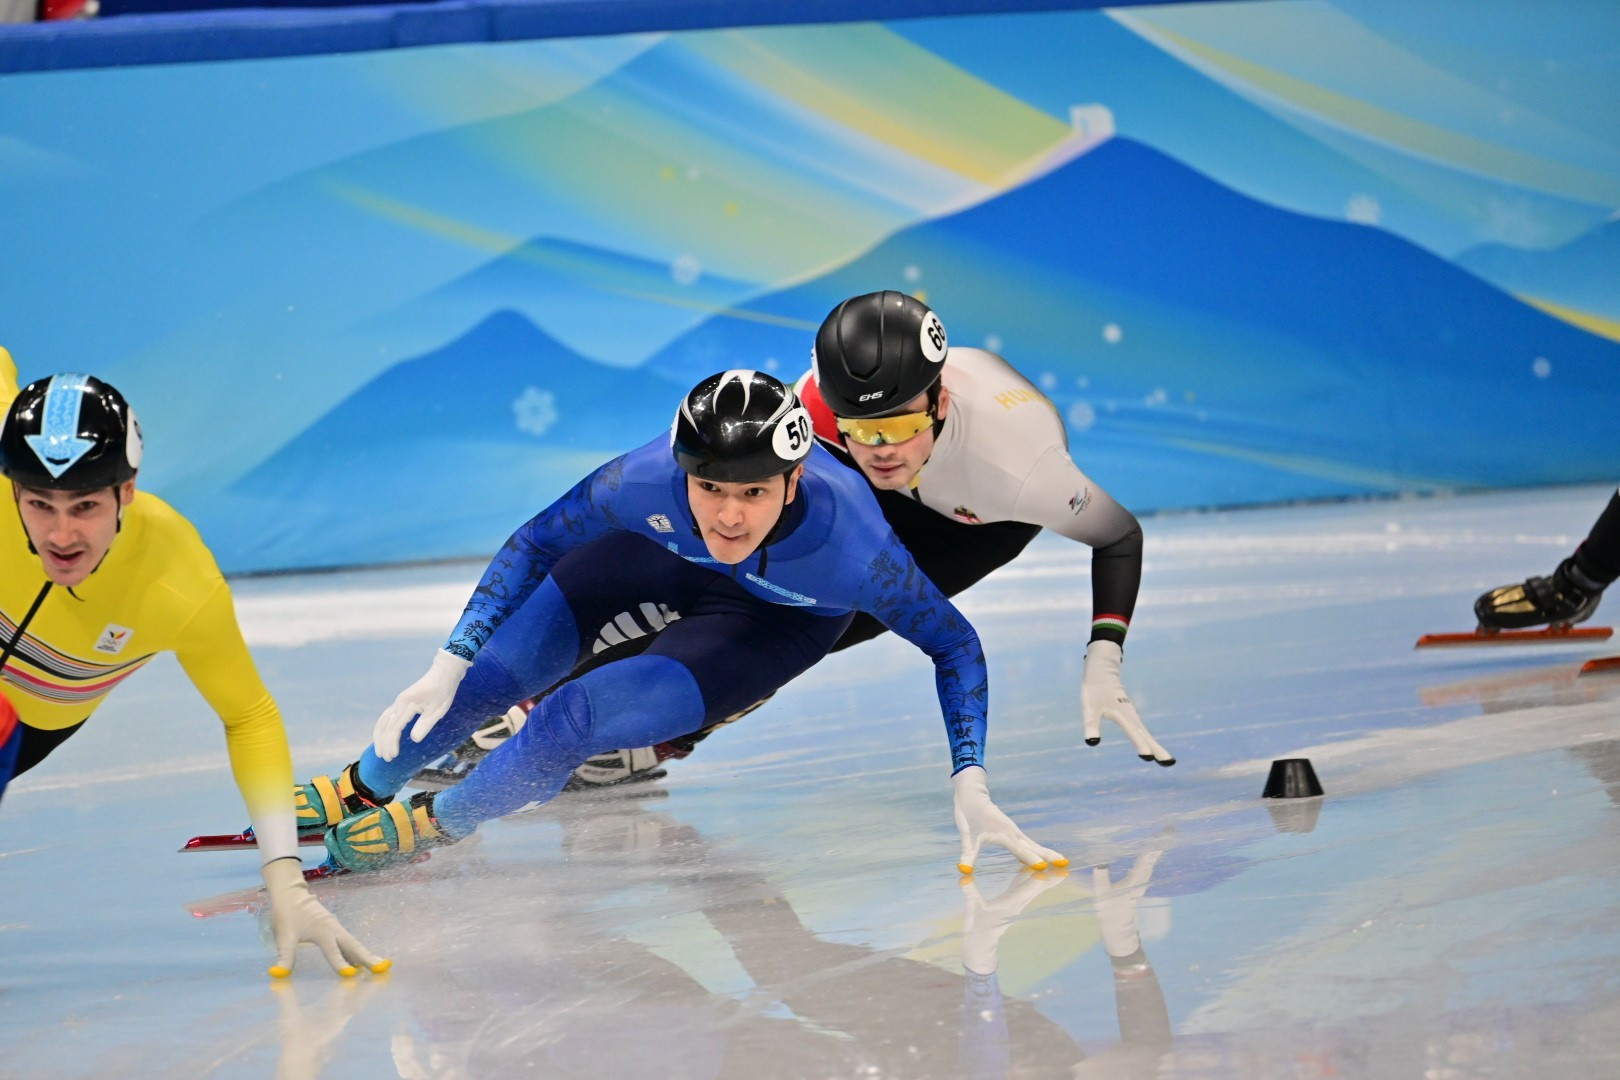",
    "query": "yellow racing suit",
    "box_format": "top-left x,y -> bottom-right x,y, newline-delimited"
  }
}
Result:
1,348 -> 297,861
